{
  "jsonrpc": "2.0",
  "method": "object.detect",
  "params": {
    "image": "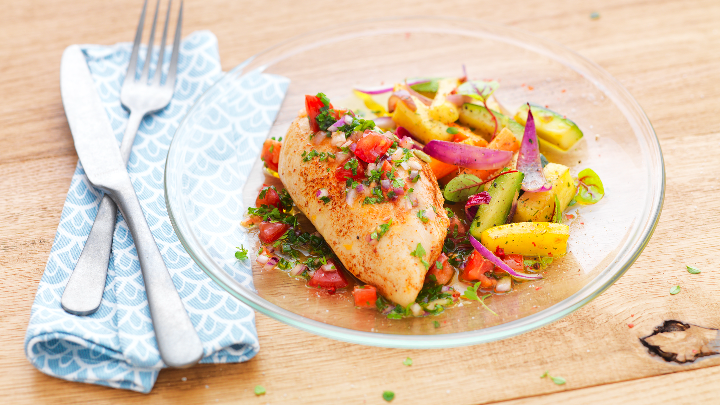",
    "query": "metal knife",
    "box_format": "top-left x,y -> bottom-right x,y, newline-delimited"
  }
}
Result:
60,44 -> 203,368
